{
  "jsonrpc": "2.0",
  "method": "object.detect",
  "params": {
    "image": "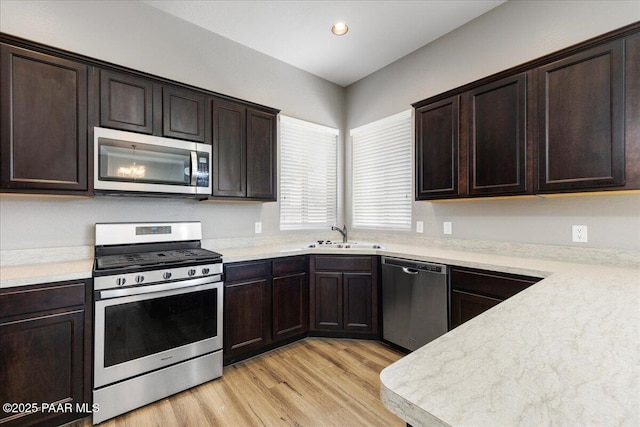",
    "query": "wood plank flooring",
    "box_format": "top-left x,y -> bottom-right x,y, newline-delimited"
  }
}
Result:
78,338 -> 406,427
